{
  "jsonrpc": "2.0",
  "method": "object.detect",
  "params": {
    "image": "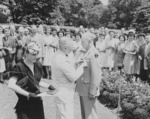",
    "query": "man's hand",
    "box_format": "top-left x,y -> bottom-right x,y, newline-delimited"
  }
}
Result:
88,93 -> 95,100
29,92 -> 38,98
47,90 -> 58,95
